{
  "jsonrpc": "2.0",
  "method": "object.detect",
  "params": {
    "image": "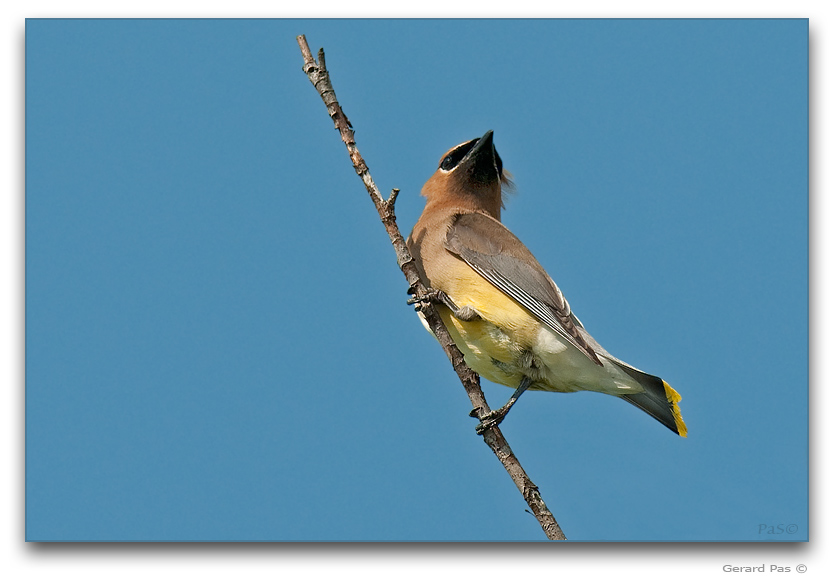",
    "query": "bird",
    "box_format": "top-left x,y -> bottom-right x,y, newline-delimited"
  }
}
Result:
406,130 -> 686,437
